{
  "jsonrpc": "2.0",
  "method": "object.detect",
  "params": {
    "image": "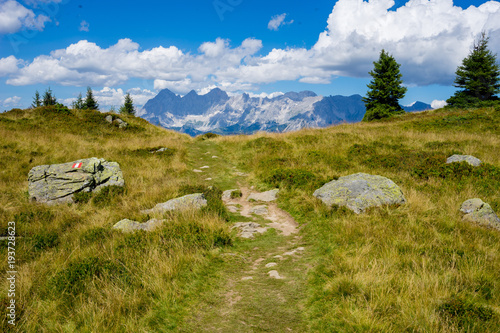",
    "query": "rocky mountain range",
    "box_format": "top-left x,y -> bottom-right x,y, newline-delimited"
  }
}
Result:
138,88 -> 431,136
